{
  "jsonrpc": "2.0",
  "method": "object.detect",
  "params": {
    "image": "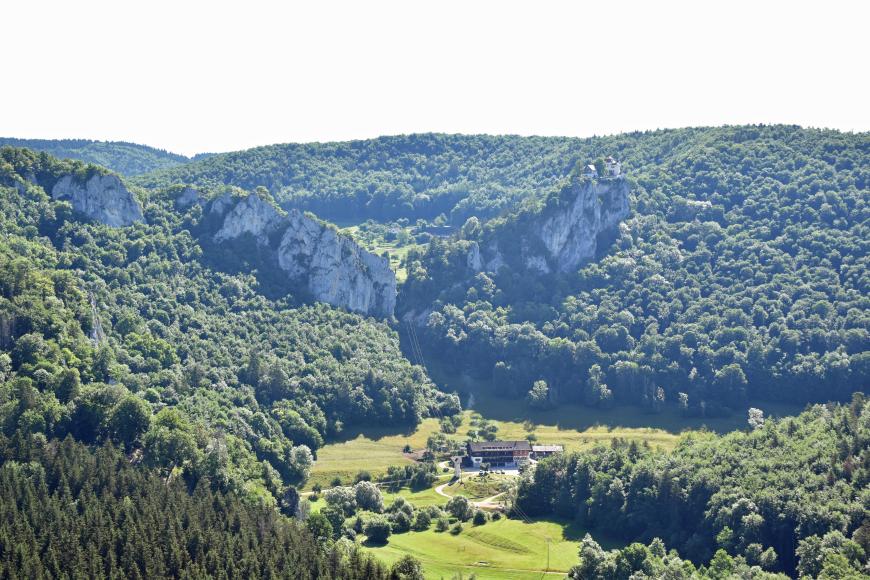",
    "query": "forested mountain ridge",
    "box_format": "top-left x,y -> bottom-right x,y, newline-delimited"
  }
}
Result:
0,137 -> 191,176
1,126 -> 868,578
132,126 -> 867,229
132,133 -> 584,222
399,125 -> 869,412
0,146 -> 455,509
